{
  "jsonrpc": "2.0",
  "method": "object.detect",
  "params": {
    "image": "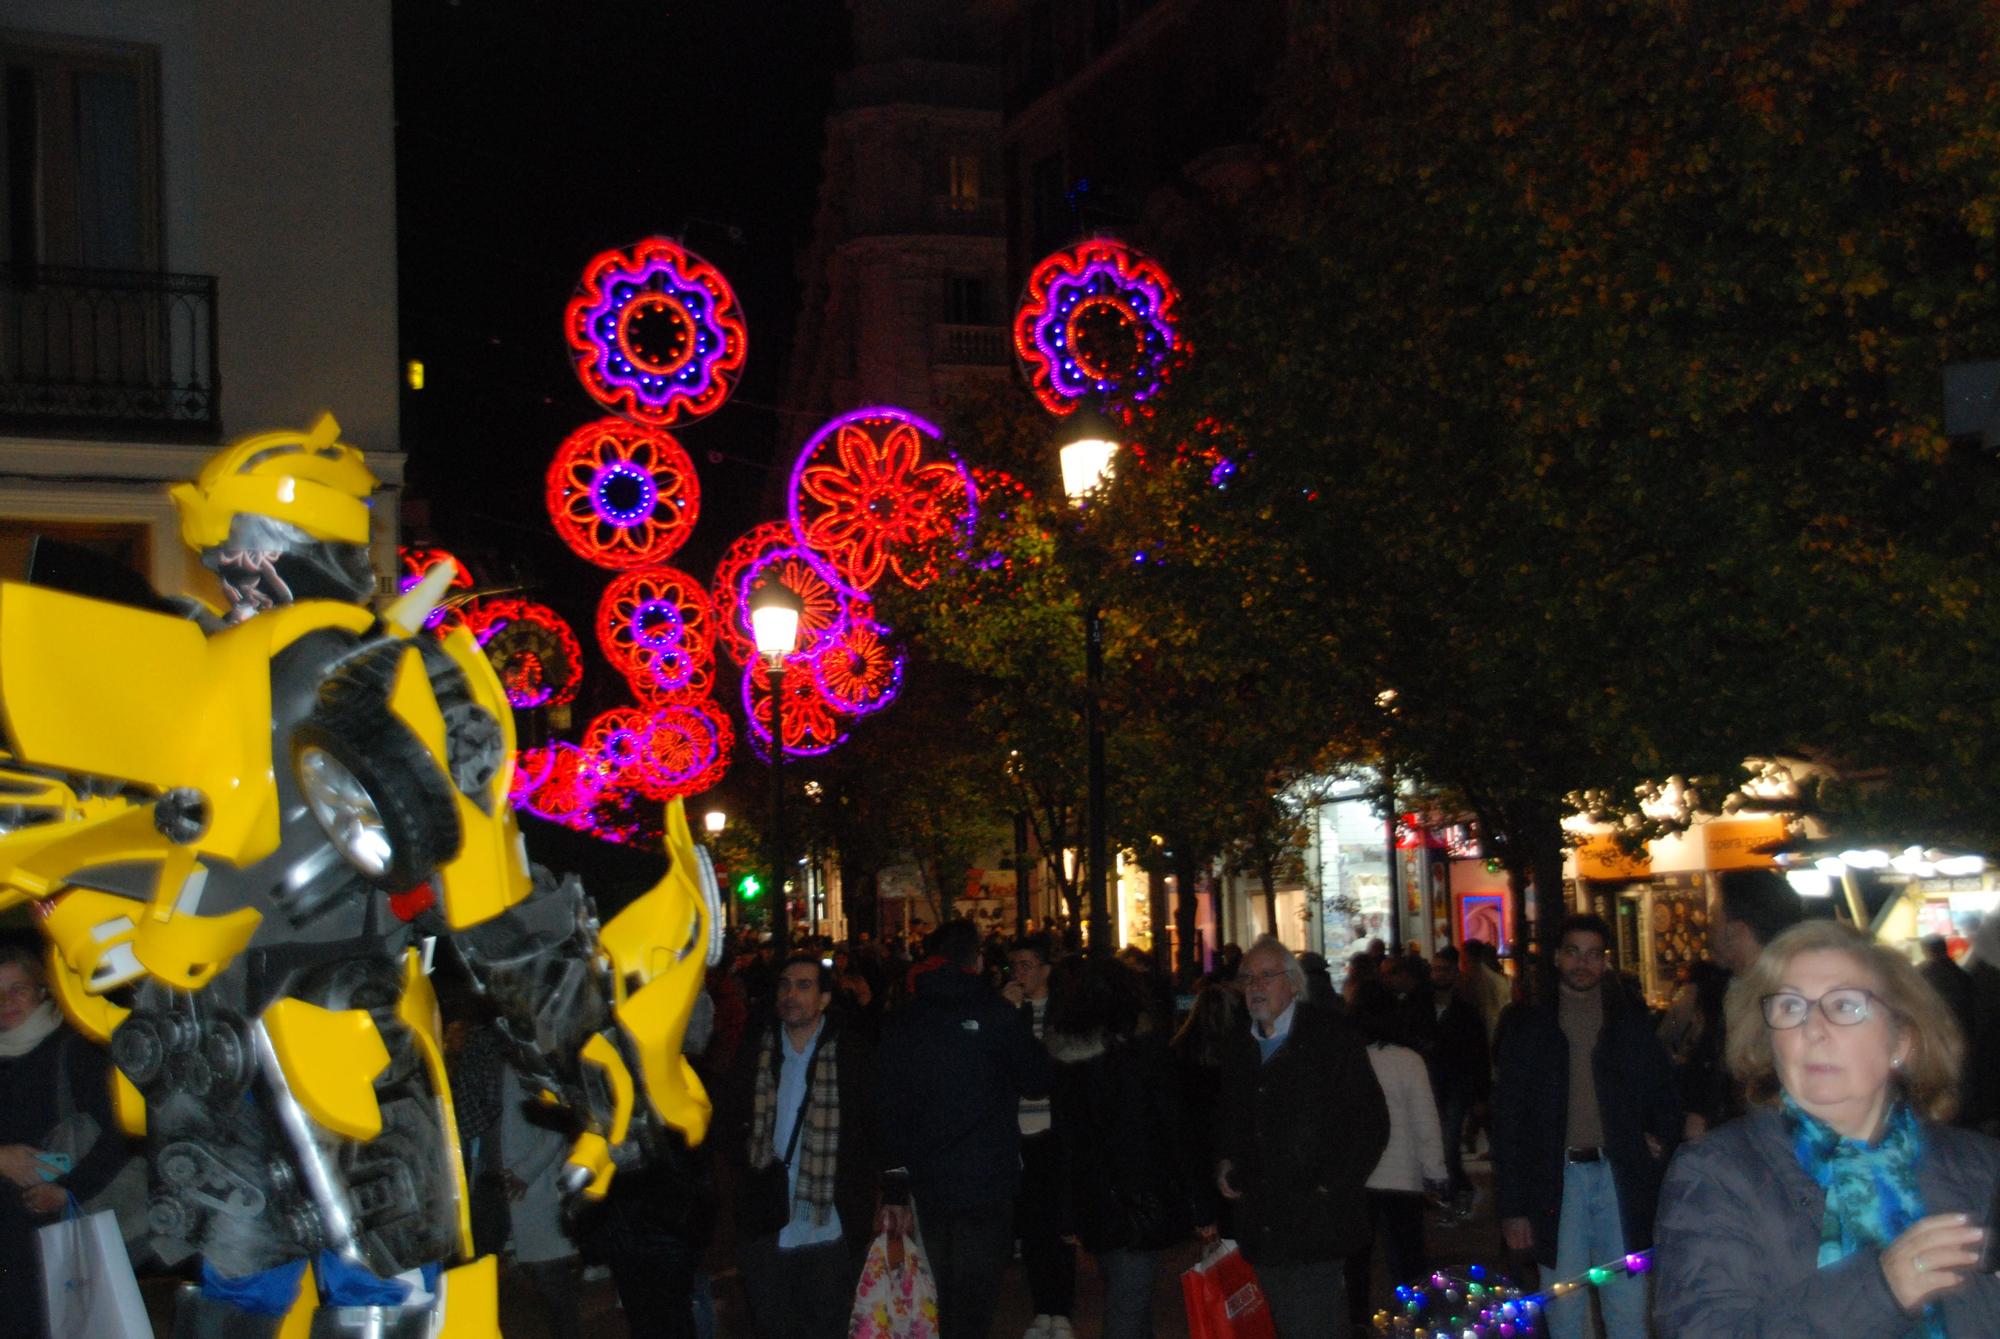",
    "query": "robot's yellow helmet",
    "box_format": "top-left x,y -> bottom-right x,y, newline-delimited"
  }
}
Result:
171,412 -> 379,550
